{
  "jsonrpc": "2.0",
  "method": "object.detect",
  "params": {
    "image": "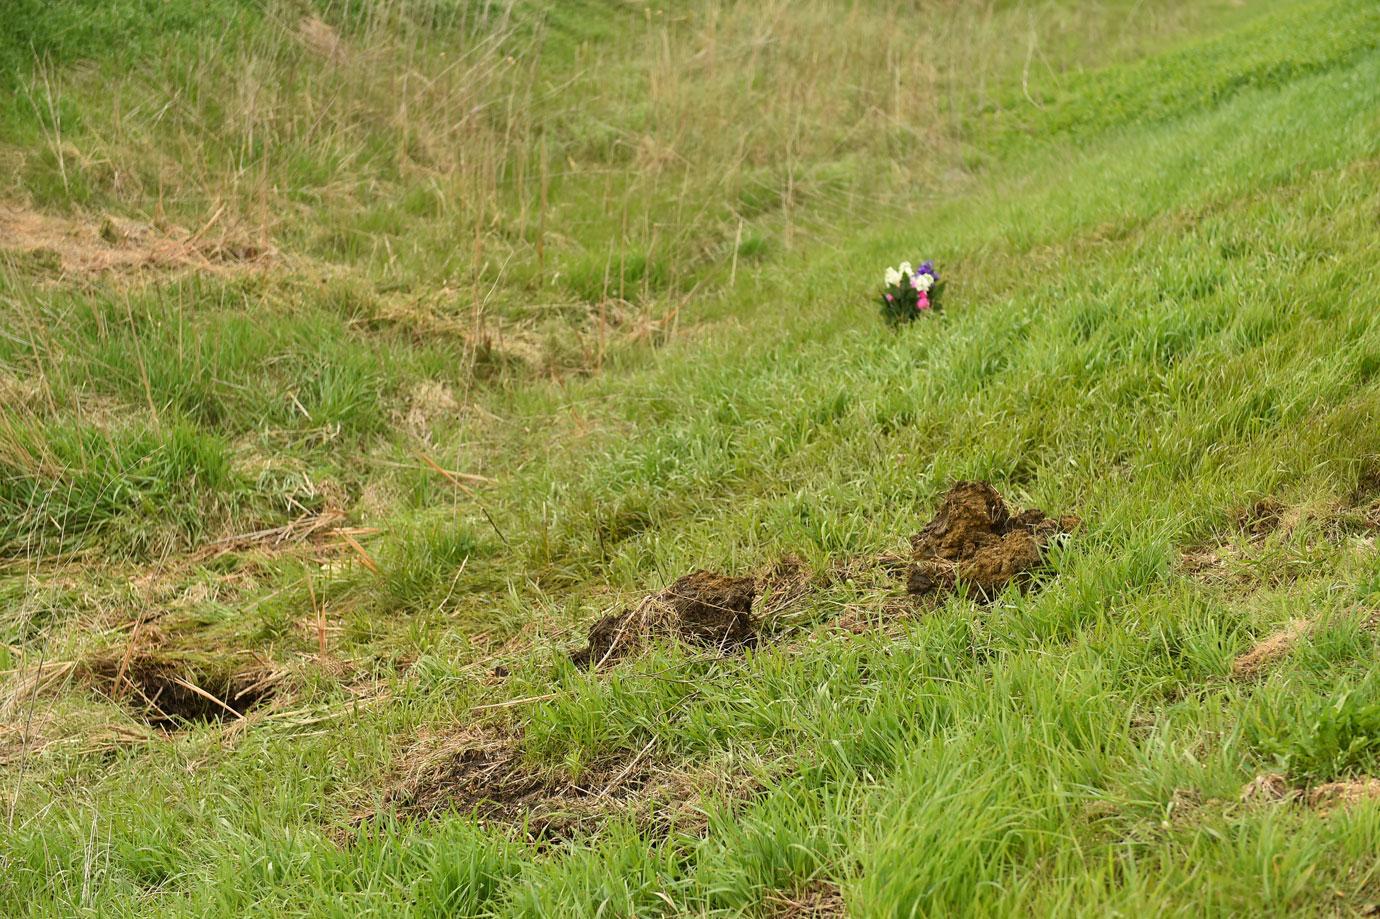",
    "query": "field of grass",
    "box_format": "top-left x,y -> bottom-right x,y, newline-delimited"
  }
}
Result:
4,0 -> 1380,914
